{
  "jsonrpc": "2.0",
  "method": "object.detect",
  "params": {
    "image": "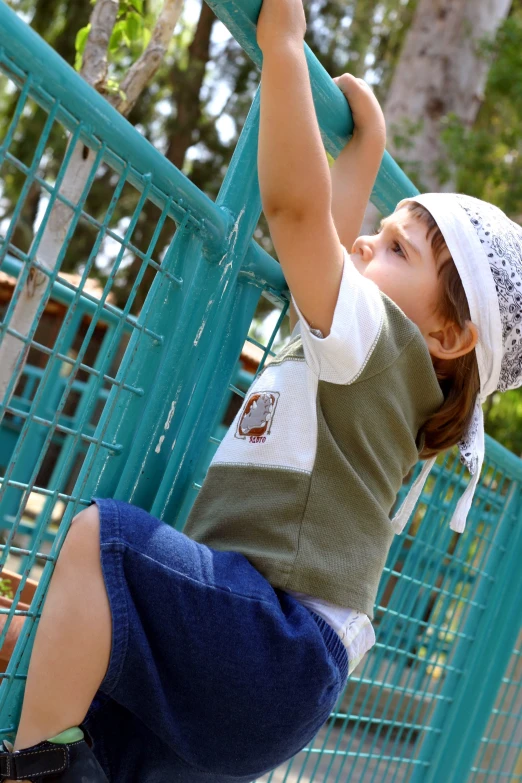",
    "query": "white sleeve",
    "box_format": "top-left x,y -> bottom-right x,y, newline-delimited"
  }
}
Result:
290,320 -> 301,339
291,245 -> 384,384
